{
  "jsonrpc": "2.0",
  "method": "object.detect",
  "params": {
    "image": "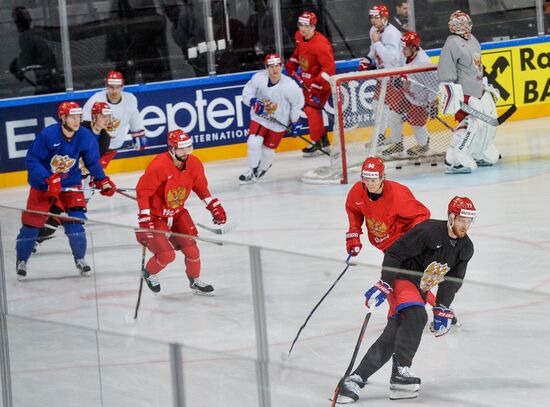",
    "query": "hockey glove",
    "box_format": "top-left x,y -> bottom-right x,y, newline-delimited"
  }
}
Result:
430,306 -> 454,337
136,210 -> 155,246
206,198 -> 227,225
131,130 -> 147,151
345,231 -> 362,256
250,98 -> 265,116
358,57 -> 375,71
284,58 -> 298,76
365,280 -> 393,308
289,121 -> 303,138
45,173 -> 62,198
94,176 -> 116,196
